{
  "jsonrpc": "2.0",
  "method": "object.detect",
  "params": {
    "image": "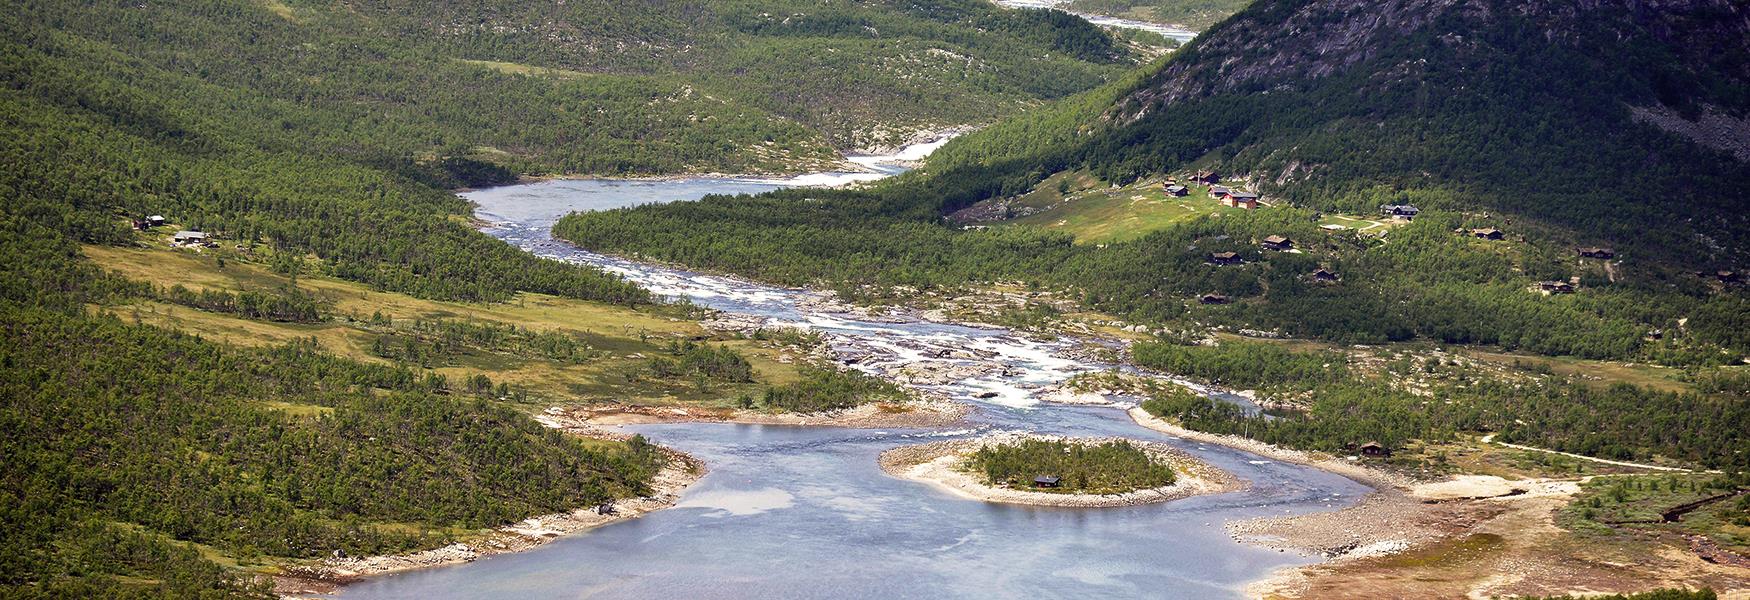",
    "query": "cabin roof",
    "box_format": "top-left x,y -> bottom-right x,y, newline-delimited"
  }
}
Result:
1262,235 -> 1291,244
